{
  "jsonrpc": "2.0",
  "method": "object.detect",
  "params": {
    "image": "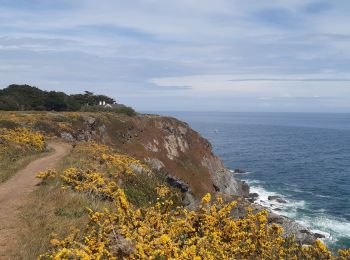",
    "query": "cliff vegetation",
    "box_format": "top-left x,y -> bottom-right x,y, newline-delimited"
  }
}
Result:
0,126 -> 46,182
0,111 -> 349,259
